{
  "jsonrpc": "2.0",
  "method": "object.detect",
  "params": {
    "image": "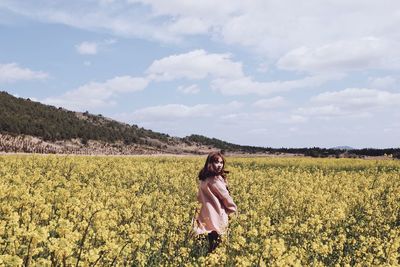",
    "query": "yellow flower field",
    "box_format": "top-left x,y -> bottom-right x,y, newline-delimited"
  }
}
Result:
0,155 -> 399,266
